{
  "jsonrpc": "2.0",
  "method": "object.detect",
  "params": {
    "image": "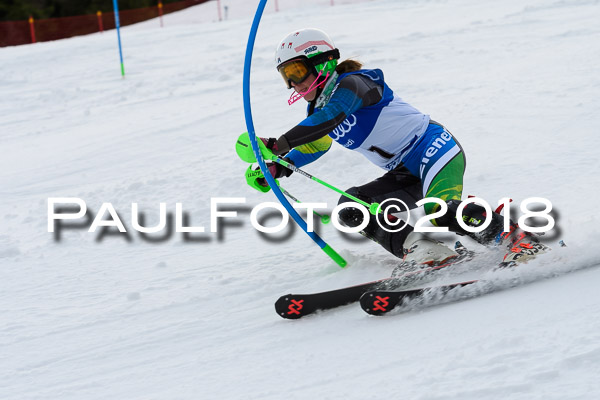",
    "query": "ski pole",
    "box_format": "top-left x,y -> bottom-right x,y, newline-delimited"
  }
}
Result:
236,132 -> 381,215
280,187 -> 331,224
269,156 -> 381,215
